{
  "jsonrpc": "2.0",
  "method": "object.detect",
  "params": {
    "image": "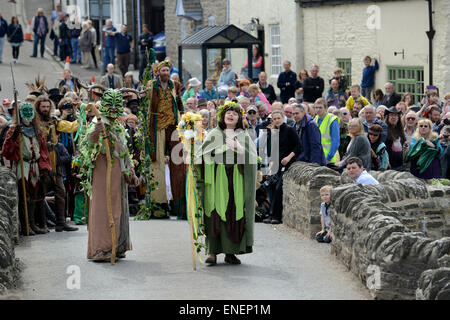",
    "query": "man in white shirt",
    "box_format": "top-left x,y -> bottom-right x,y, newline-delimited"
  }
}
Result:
346,157 -> 379,185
